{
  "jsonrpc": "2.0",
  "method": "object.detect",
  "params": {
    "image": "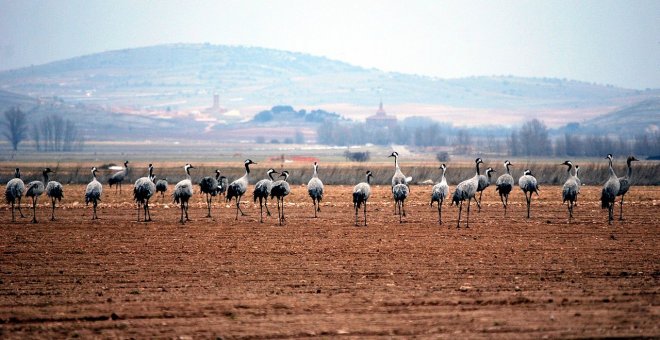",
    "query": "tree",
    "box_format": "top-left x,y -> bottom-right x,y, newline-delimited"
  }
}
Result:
3,107 -> 28,151
519,119 -> 551,156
